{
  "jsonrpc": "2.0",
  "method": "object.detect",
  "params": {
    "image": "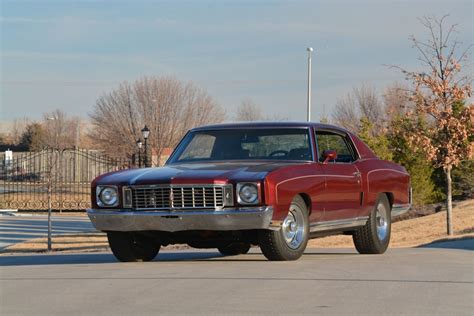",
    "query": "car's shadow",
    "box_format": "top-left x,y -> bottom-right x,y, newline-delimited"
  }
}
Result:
0,249 -> 357,267
418,236 -> 474,251
0,251 -> 223,267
